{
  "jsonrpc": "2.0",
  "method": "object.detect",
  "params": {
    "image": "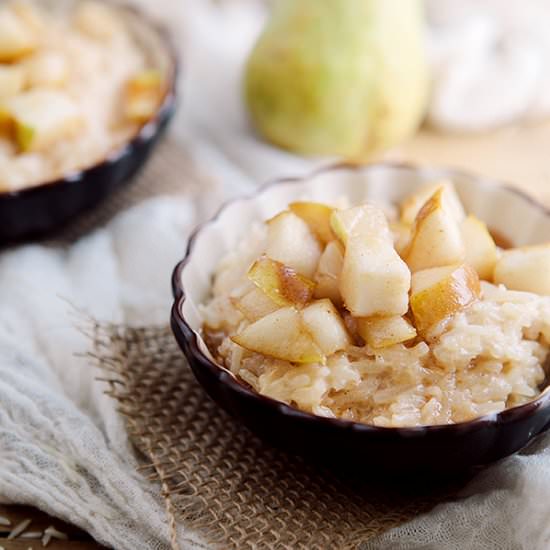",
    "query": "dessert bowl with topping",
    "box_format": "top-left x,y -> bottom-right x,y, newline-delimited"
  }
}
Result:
0,0 -> 177,243
171,164 -> 550,476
